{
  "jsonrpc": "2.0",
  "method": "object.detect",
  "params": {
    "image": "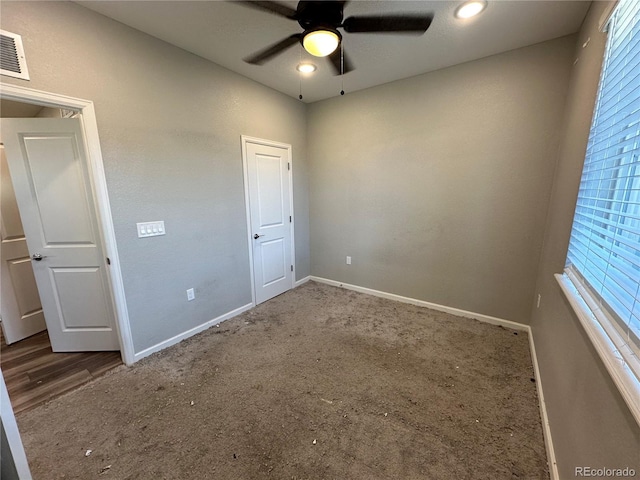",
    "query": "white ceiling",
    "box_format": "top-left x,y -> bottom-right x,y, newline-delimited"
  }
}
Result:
78,1 -> 590,103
